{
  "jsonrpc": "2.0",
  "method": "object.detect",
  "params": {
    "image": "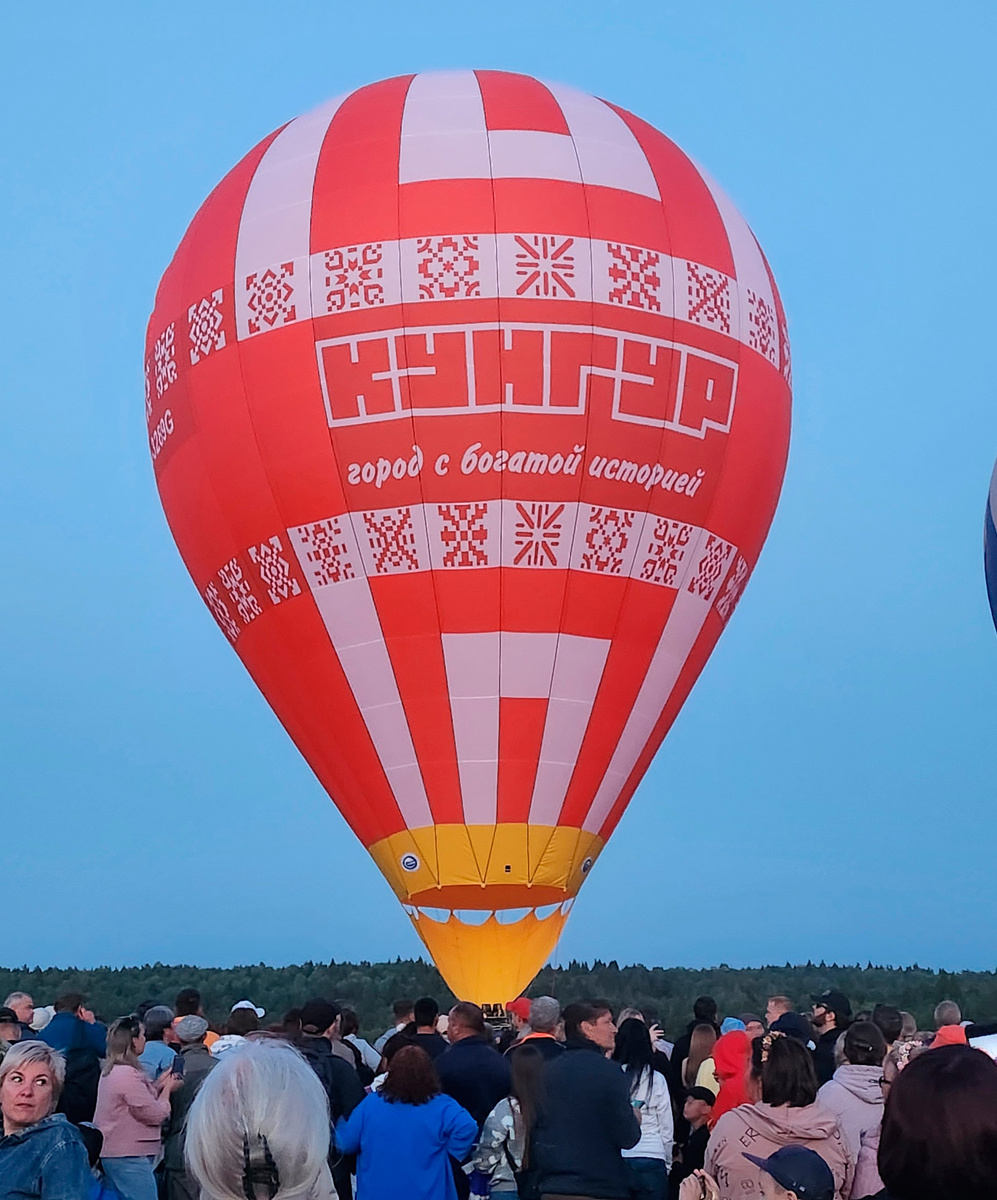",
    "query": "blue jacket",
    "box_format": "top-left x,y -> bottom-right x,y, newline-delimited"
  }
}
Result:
336,1091 -> 477,1200
35,1014 -> 106,1058
0,1113 -> 90,1200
